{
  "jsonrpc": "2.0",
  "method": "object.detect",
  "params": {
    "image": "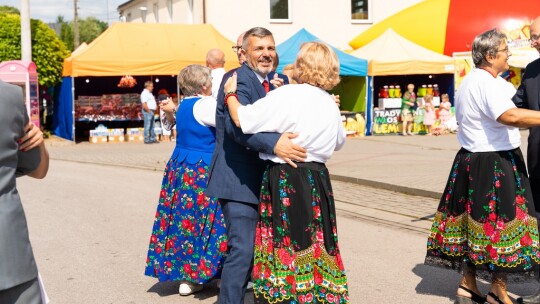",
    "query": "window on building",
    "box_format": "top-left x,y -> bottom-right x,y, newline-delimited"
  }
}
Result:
167,0 -> 173,22
351,0 -> 371,23
154,3 -> 159,23
126,13 -> 131,22
141,8 -> 147,23
270,0 -> 291,23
